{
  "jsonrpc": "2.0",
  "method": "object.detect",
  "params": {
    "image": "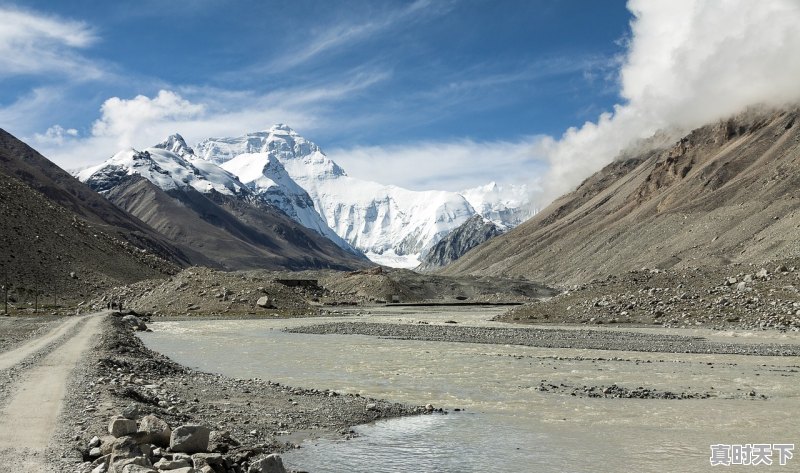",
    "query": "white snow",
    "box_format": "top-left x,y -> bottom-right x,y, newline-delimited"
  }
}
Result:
460,181 -> 534,229
365,250 -> 421,269
76,142 -> 246,197
198,125 -> 480,265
